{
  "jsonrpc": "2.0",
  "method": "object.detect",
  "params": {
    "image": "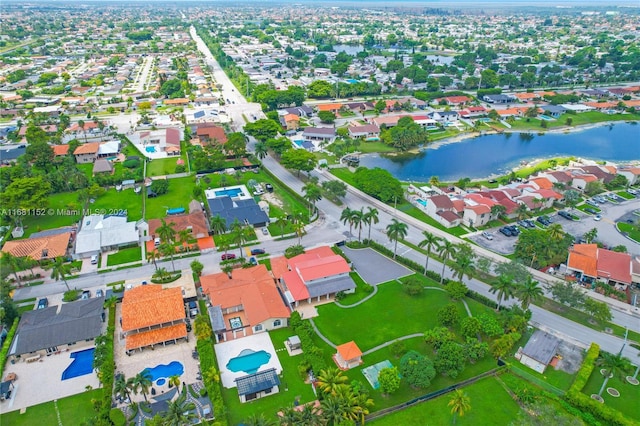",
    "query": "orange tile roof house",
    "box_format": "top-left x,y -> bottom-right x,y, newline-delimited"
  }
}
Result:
121,285 -> 188,353
272,246 -> 355,306
566,244 -> 634,290
148,212 -> 210,241
200,265 -> 290,342
334,341 -> 363,370
196,125 -> 227,144
73,142 -> 100,163
2,232 -> 72,261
